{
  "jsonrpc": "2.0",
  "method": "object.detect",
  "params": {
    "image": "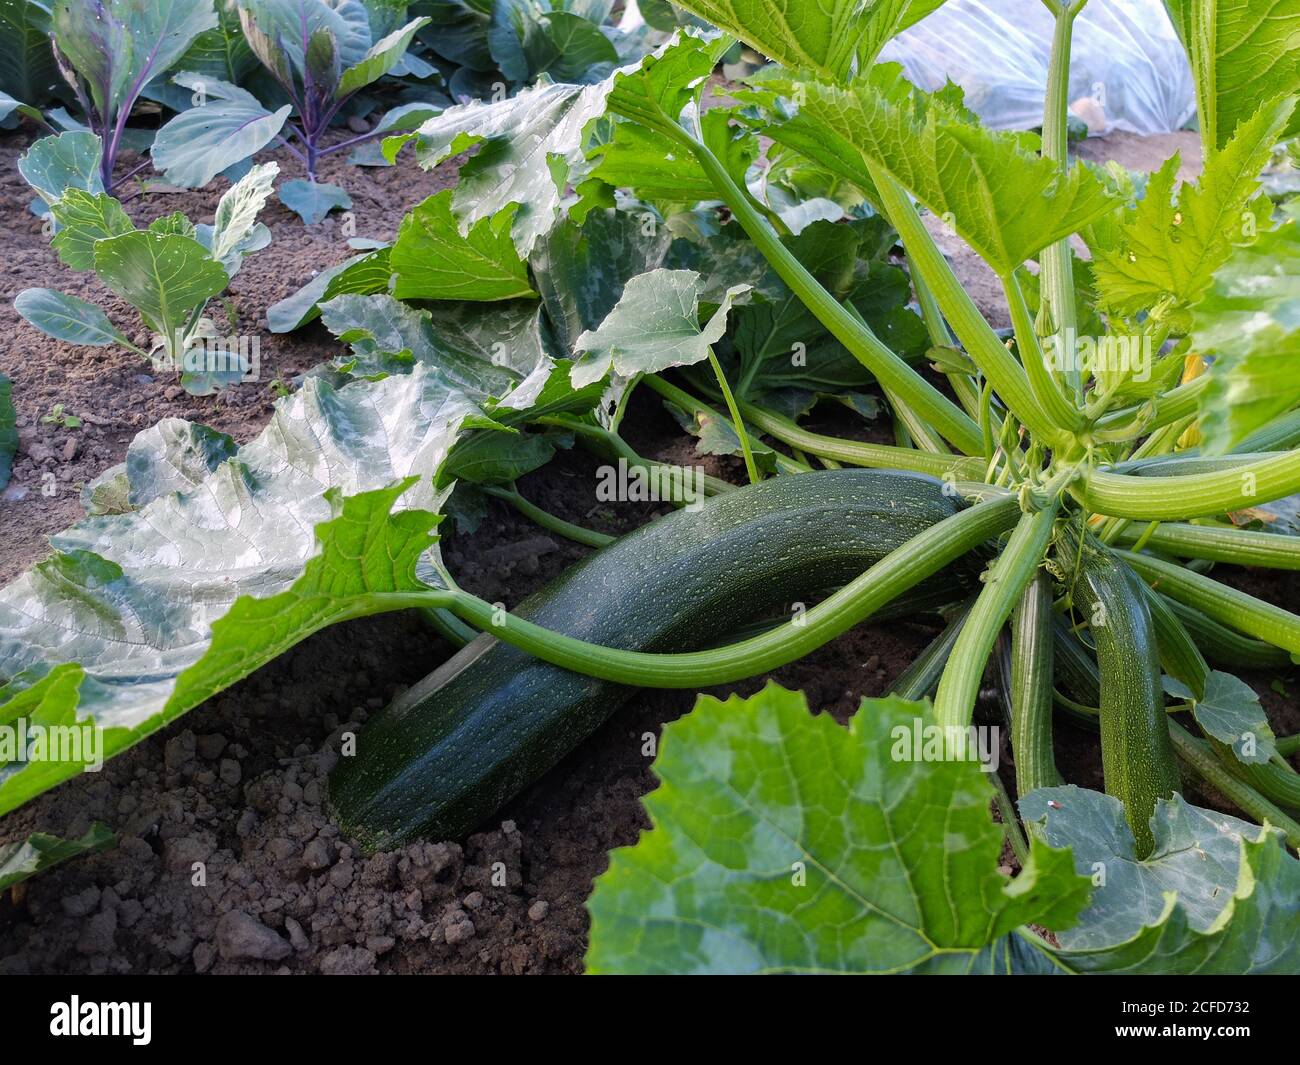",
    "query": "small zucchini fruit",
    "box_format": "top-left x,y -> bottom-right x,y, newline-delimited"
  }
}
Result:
1068,533 -> 1182,857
